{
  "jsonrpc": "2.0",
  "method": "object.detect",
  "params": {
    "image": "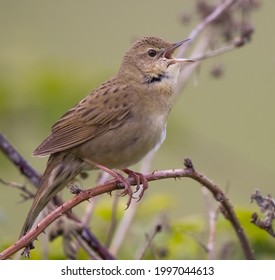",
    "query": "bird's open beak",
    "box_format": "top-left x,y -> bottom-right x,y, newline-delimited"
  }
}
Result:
162,38 -> 194,65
